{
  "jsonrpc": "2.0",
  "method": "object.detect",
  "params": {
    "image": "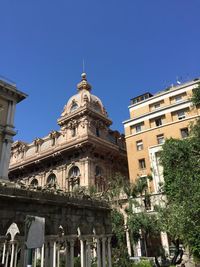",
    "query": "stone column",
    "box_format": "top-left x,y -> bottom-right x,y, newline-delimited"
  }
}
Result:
34,249 -> 37,267
102,237 -> 106,267
14,243 -> 18,267
160,232 -> 169,256
107,237 -> 112,267
56,246 -> 60,267
18,241 -> 25,267
2,243 -> 6,264
10,101 -> 16,126
0,137 -> 12,180
6,101 -> 12,125
44,242 -> 50,267
41,244 -> 44,267
92,237 -> 97,259
9,242 -> 15,267
5,244 -> 9,267
96,237 -> 101,267
80,238 -> 86,267
65,241 -> 70,267
53,241 -> 57,267
86,240 -> 92,267
69,239 -> 74,267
